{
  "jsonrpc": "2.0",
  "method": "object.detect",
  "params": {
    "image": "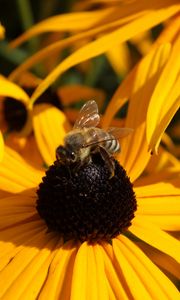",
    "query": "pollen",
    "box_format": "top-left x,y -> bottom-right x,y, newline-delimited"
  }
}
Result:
36,153 -> 137,242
